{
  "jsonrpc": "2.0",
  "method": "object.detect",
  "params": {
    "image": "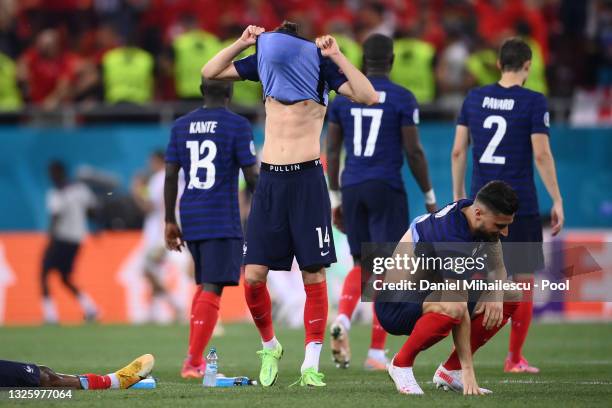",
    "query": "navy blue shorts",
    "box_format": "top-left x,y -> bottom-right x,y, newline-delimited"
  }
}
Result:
244,160 -> 336,271
0,360 -> 41,387
502,215 -> 544,275
187,239 -> 242,286
342,181 -> 408,257
42,239 -> 80,276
